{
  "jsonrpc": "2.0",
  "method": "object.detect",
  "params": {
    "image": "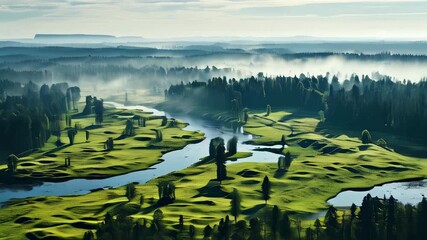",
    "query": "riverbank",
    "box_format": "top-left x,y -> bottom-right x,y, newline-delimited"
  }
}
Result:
0,106 -> 426,239
0,106 -> 205,184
